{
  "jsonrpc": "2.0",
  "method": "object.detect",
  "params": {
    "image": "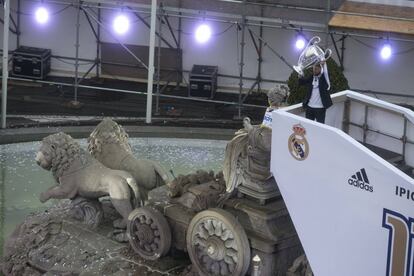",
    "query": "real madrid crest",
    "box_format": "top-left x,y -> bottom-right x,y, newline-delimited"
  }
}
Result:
288,124 -> 309,161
